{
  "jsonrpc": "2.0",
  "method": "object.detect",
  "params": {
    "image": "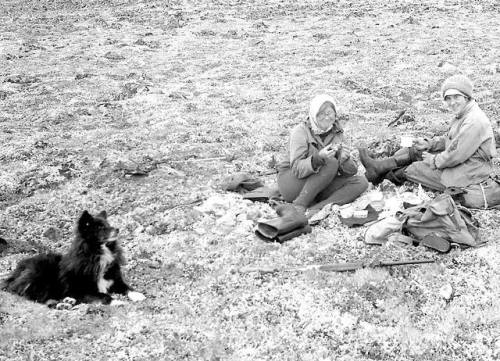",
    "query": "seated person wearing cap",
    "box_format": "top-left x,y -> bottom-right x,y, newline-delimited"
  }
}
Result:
358,74 -> 500,209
